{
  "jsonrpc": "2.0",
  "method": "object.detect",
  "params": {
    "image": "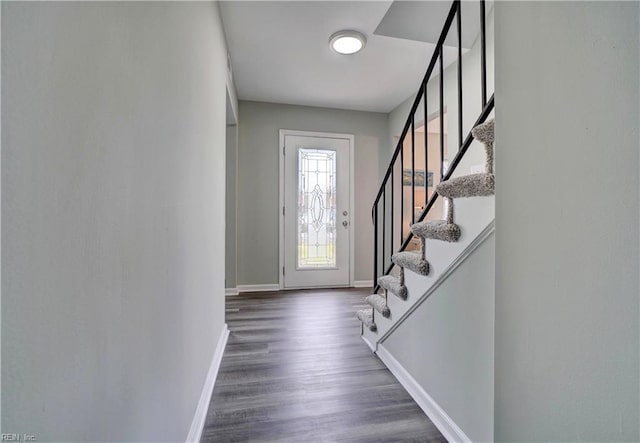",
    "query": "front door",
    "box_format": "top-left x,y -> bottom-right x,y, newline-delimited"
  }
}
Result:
281,131 -> 352,288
